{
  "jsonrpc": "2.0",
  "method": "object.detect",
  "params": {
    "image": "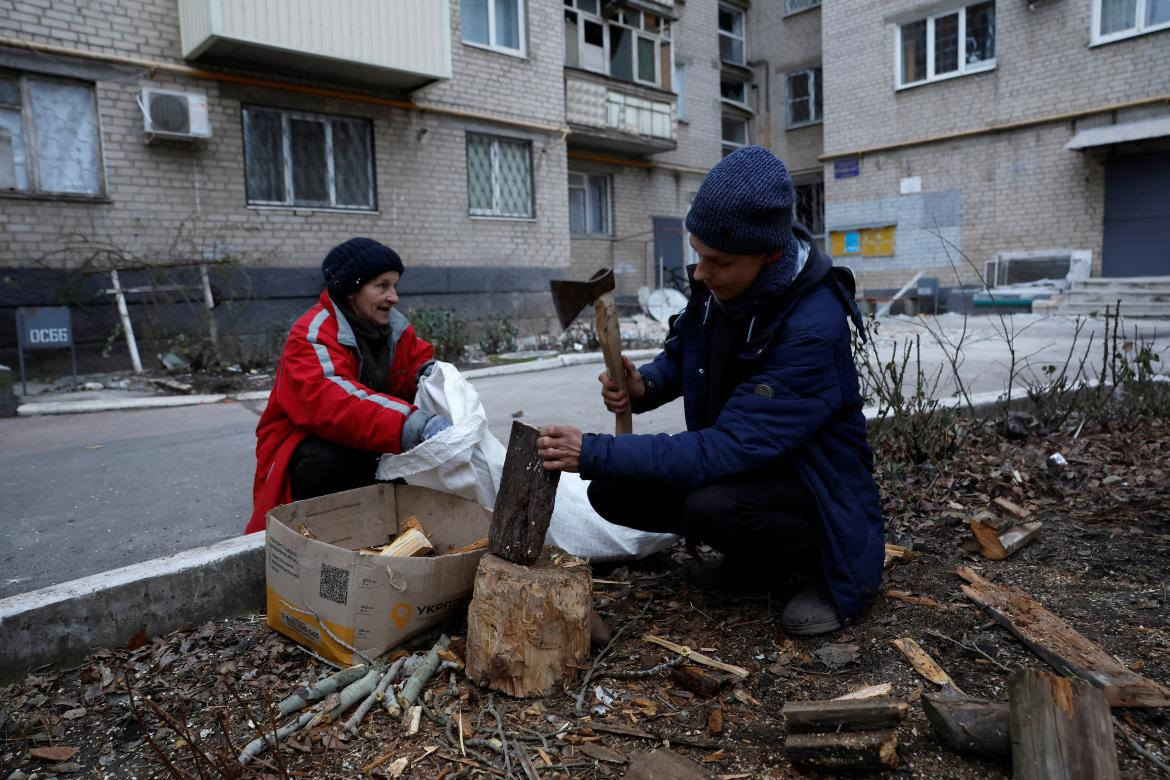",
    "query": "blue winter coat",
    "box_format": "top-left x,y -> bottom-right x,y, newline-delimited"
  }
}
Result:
579,233 -> 884,620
